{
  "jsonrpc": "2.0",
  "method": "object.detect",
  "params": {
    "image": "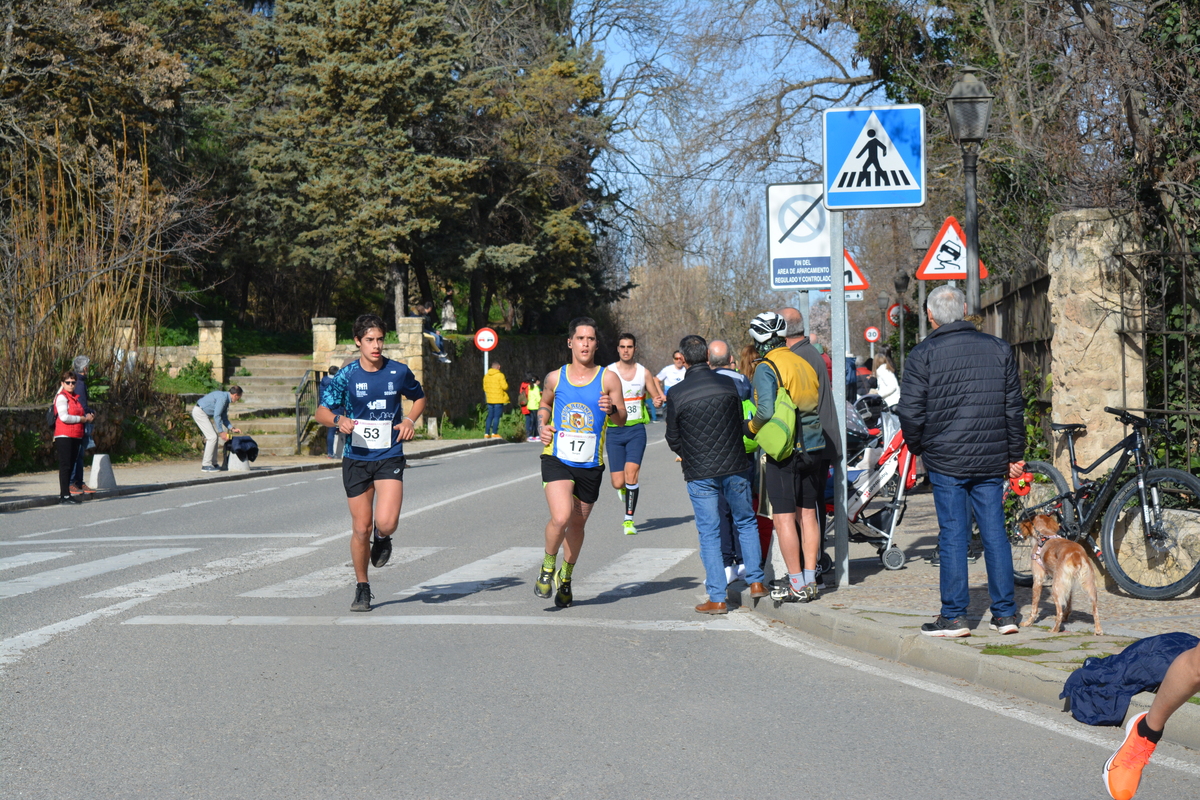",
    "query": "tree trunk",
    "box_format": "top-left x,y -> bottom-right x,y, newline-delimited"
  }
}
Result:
413,261 -> 434,307
389,262 -> 407,335
468,271 -> 483,332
